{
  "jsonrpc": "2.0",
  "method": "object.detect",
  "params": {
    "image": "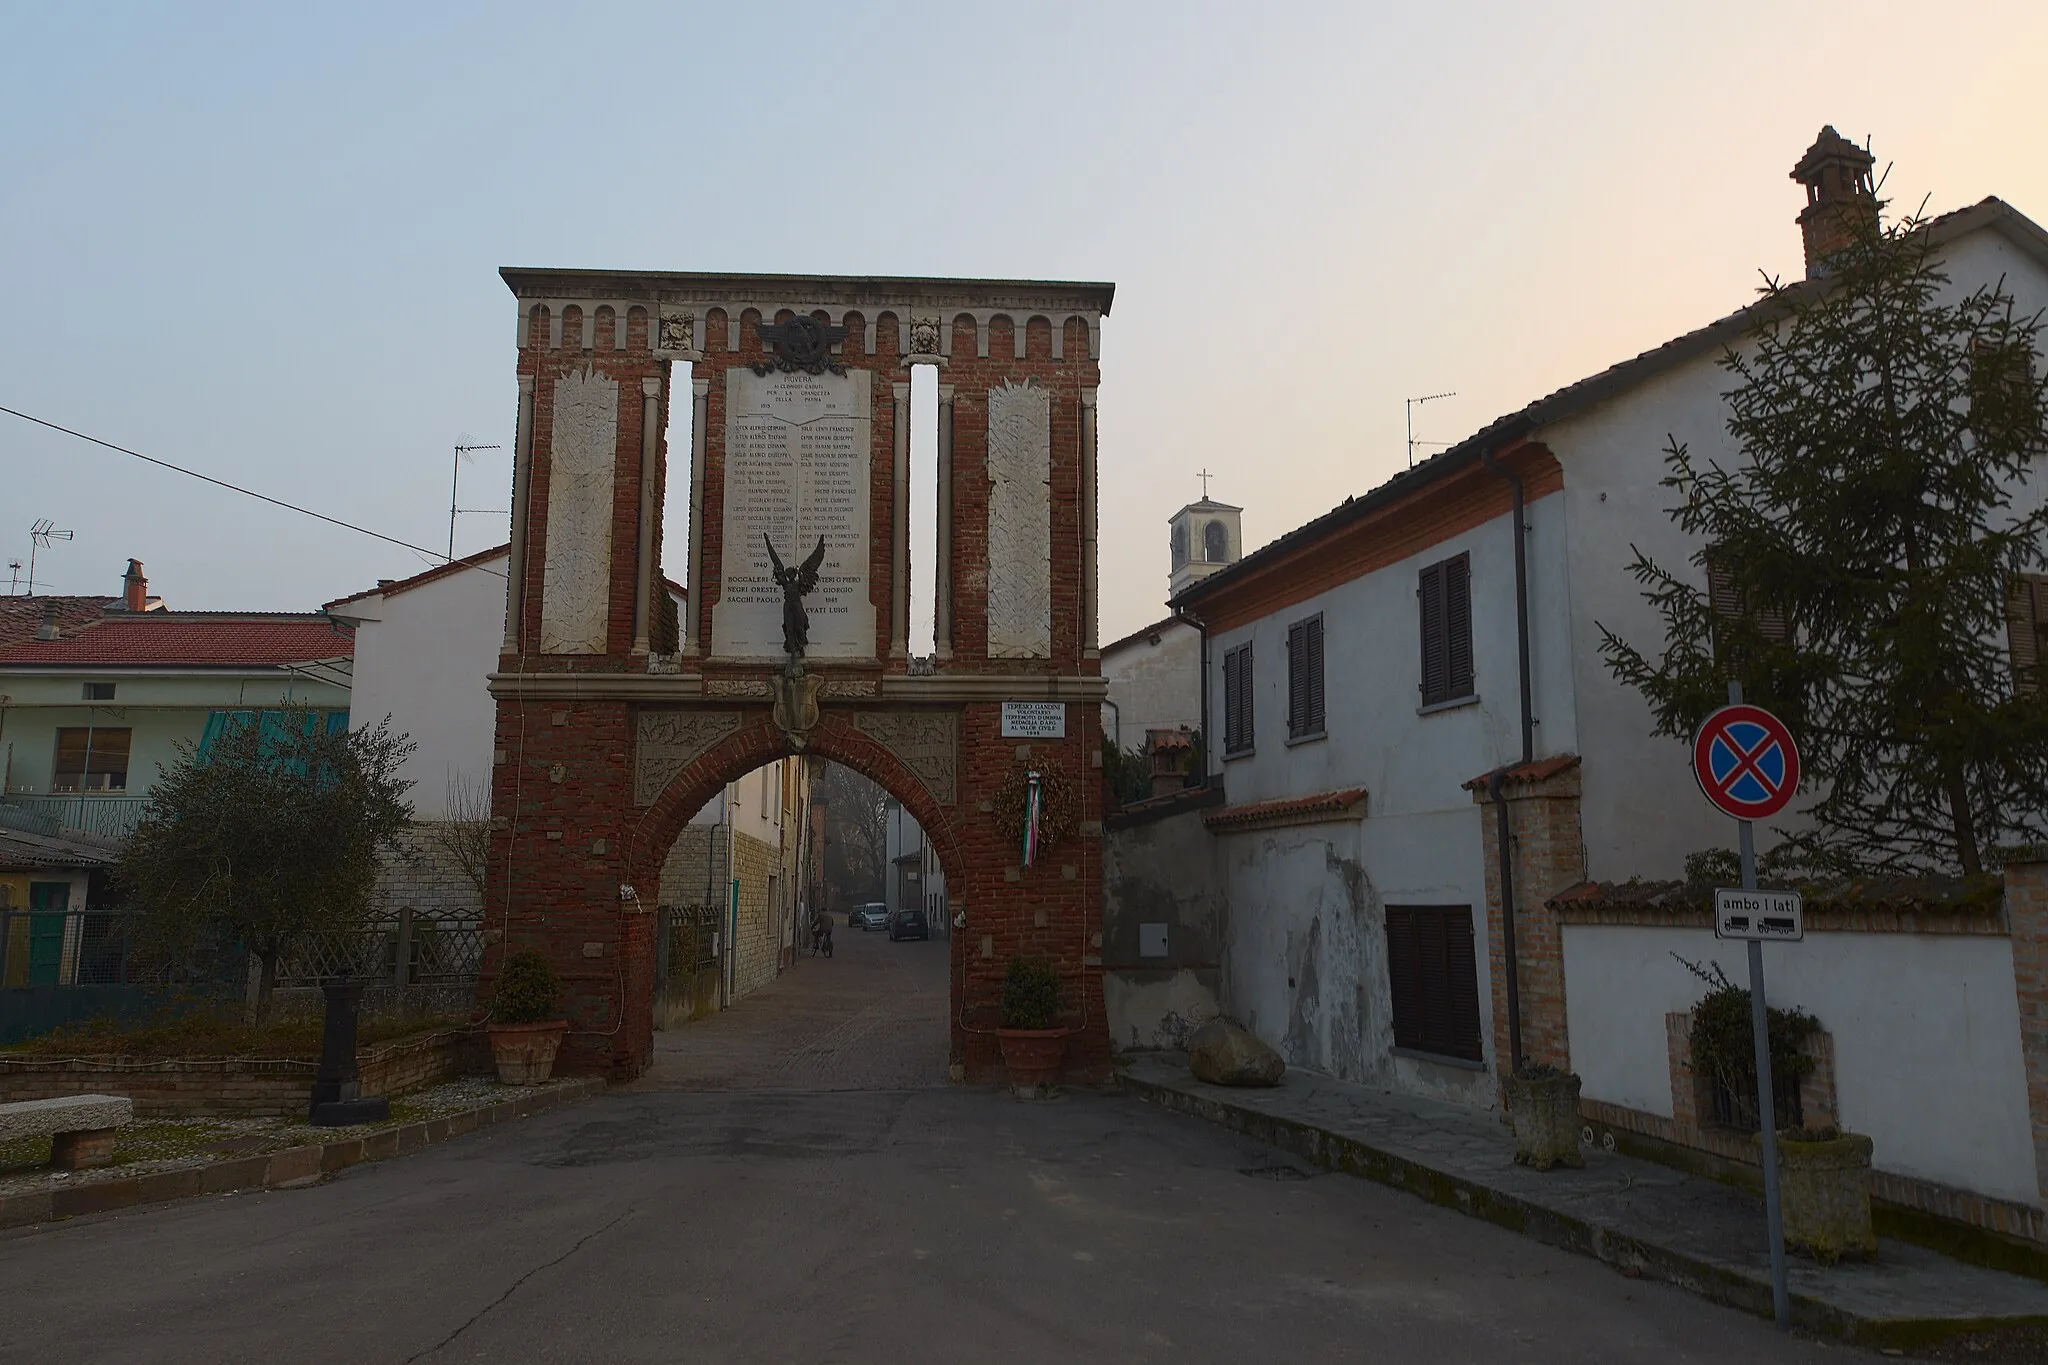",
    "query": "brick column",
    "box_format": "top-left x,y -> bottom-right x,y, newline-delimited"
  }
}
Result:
683,377 -> 709,655
1471,756 -> 1585,1078
631,376 -> 661,655
936,382 -> 955,659
890,380 -> 910,658
2005,853 -> 2048,1201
